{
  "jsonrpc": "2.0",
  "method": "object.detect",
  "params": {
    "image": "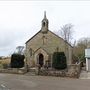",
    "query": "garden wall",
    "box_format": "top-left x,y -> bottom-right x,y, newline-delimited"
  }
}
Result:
37,62 -> 82,78
0,68 -> 27,74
